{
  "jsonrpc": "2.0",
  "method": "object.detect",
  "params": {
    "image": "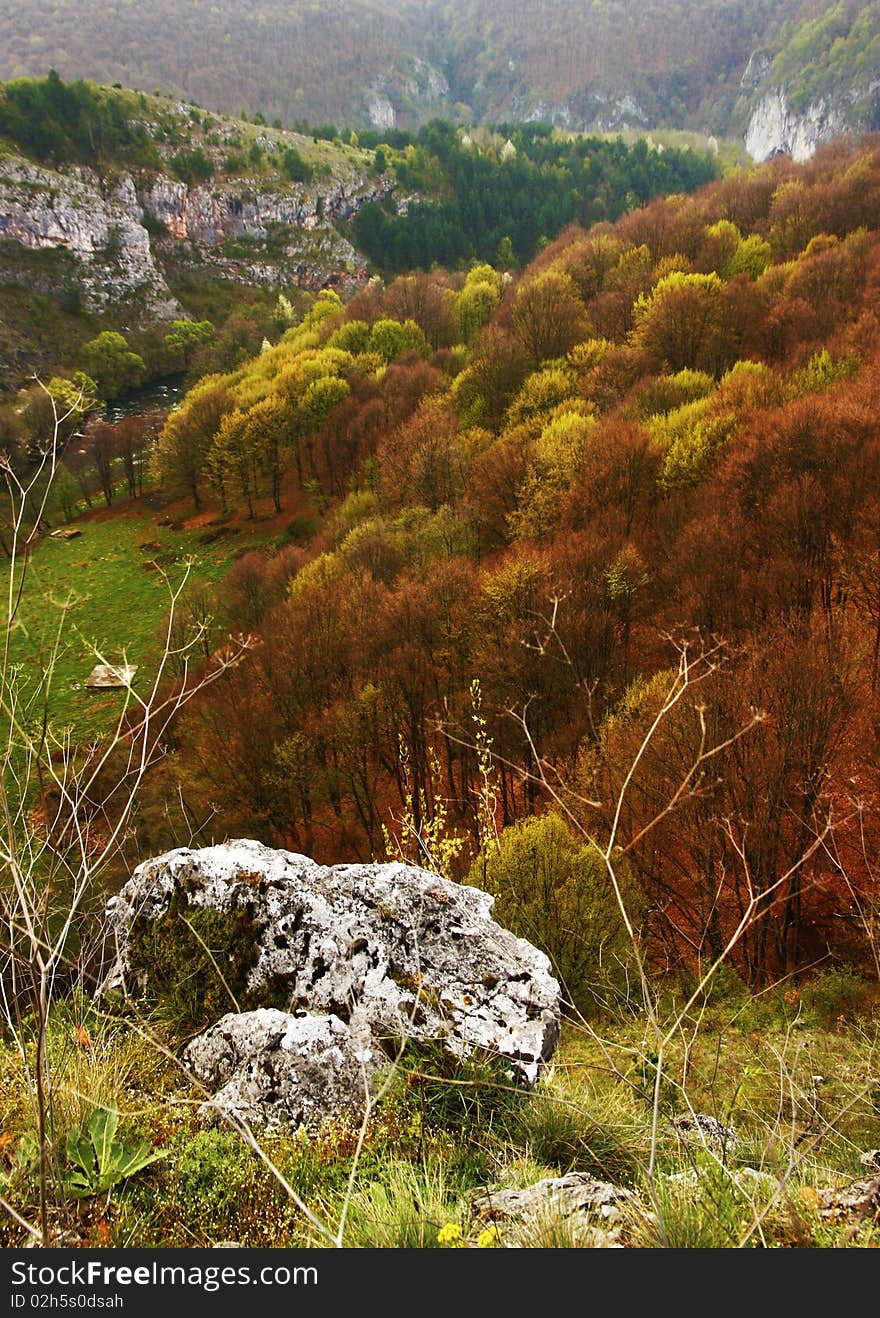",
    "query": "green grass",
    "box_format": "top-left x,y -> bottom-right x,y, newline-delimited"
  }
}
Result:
0,510 -> 245,738
1,982 -> 877,1249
